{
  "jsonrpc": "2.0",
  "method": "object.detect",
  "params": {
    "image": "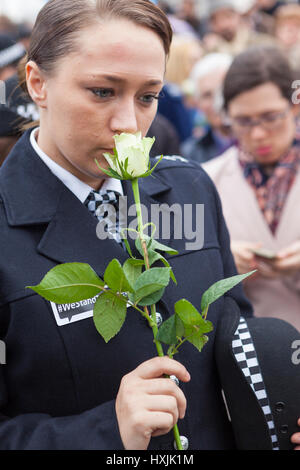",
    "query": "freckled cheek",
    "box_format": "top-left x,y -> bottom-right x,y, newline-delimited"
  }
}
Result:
54,99 -> 107,141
